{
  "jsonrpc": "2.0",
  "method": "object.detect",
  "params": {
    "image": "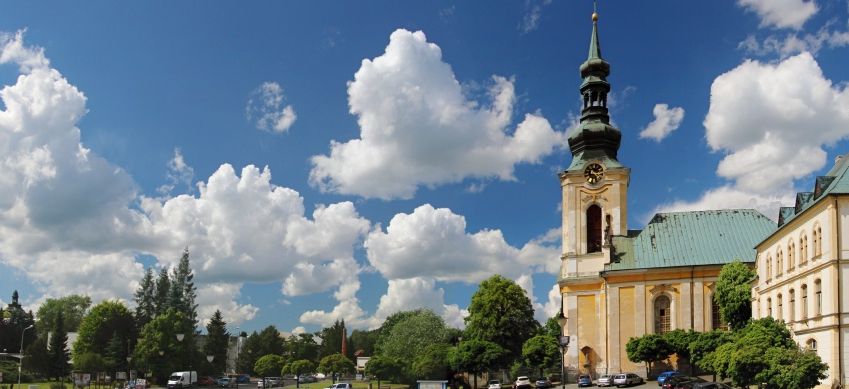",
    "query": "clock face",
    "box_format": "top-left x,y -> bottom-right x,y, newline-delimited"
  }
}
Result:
584,163 -> 604,184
